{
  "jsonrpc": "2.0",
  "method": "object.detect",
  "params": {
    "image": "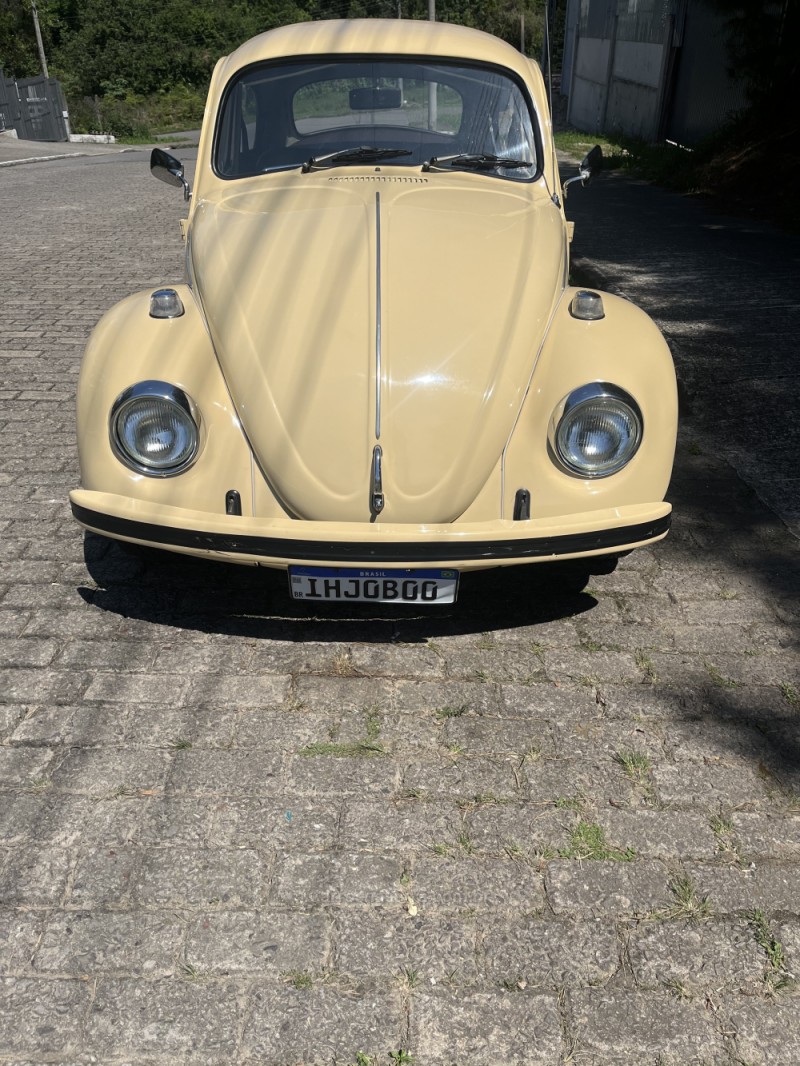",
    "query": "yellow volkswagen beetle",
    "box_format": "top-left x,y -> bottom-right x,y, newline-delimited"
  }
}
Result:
70,19 -> 677,605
